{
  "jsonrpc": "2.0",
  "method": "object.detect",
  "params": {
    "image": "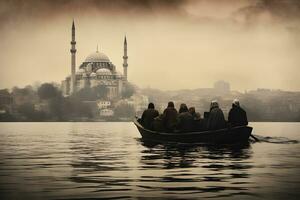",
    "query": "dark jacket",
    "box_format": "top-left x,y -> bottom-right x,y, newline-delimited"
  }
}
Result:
153,115 -> 164,132
141,108 -> 159,130
228,105 -> 248,126
162,107 -> 178,132
191,119 -> 200,131
200,112 -> 210,131
207,107 -> 227,130
177,112 -> 194,132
